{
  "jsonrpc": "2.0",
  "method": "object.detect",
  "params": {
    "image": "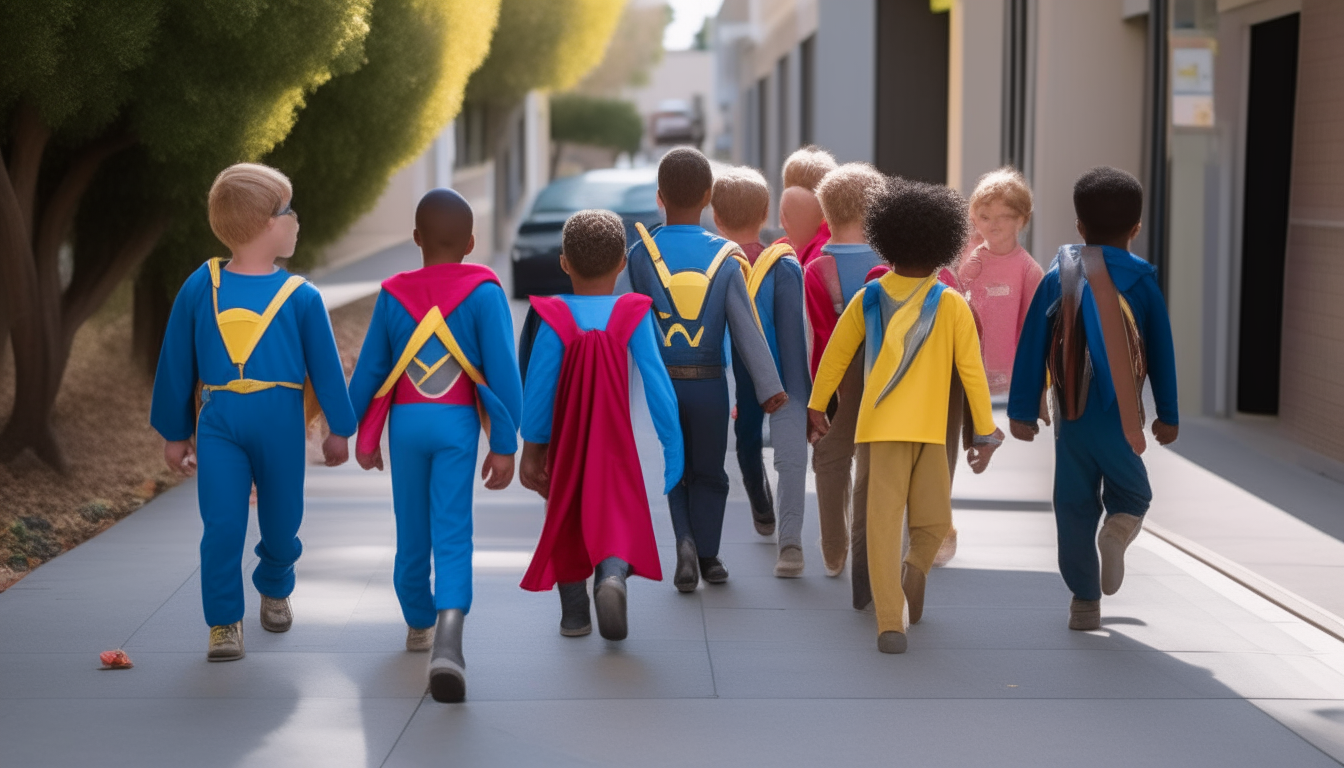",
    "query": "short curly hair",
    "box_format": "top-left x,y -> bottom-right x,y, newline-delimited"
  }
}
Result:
711,166 -> 770,231
782,145 -> 838,191
969,166 -> 1033,222
1074,166 -> 1143,242
658,147 -> 714,209
562,209 -> 627,279
816,163 -> 884,228
864,178 -> 968,275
